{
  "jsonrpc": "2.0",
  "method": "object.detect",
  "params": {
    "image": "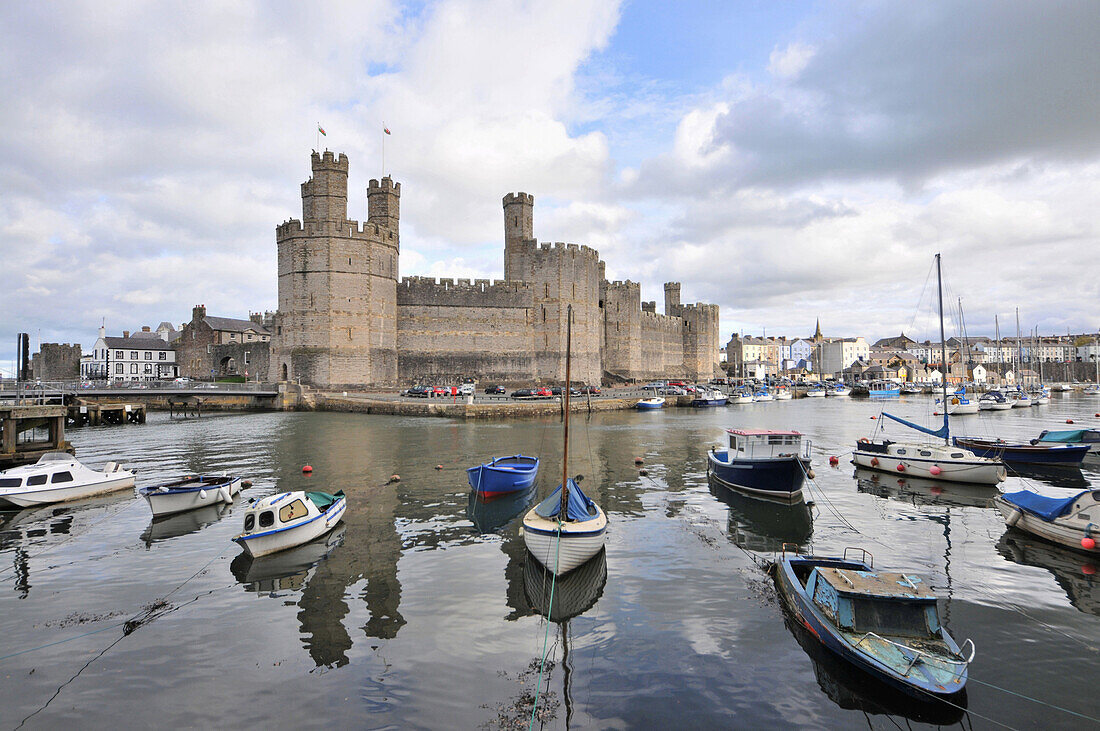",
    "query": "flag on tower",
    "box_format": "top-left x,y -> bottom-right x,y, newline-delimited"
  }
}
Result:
318,125 -> 327,136
384,126 -> 391,135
